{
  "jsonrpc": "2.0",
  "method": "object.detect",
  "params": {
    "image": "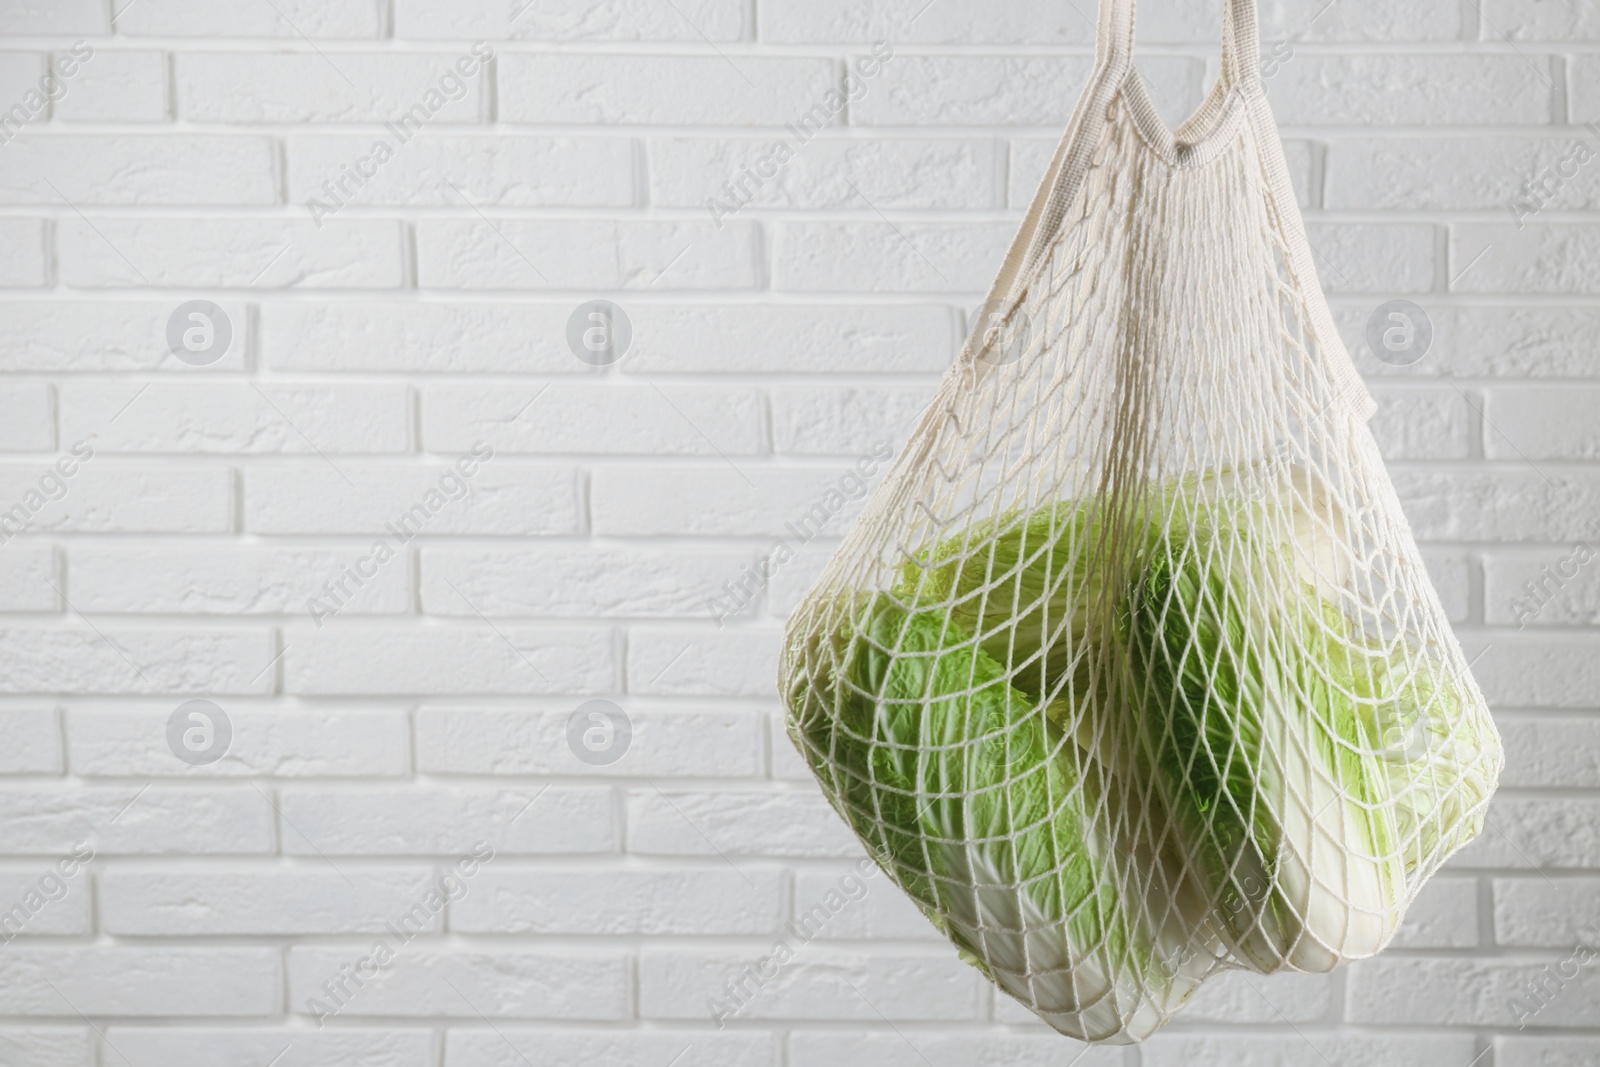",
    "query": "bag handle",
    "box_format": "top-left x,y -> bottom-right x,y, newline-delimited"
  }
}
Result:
962,0 -> 1266,366
1097,0 -> 1264,96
